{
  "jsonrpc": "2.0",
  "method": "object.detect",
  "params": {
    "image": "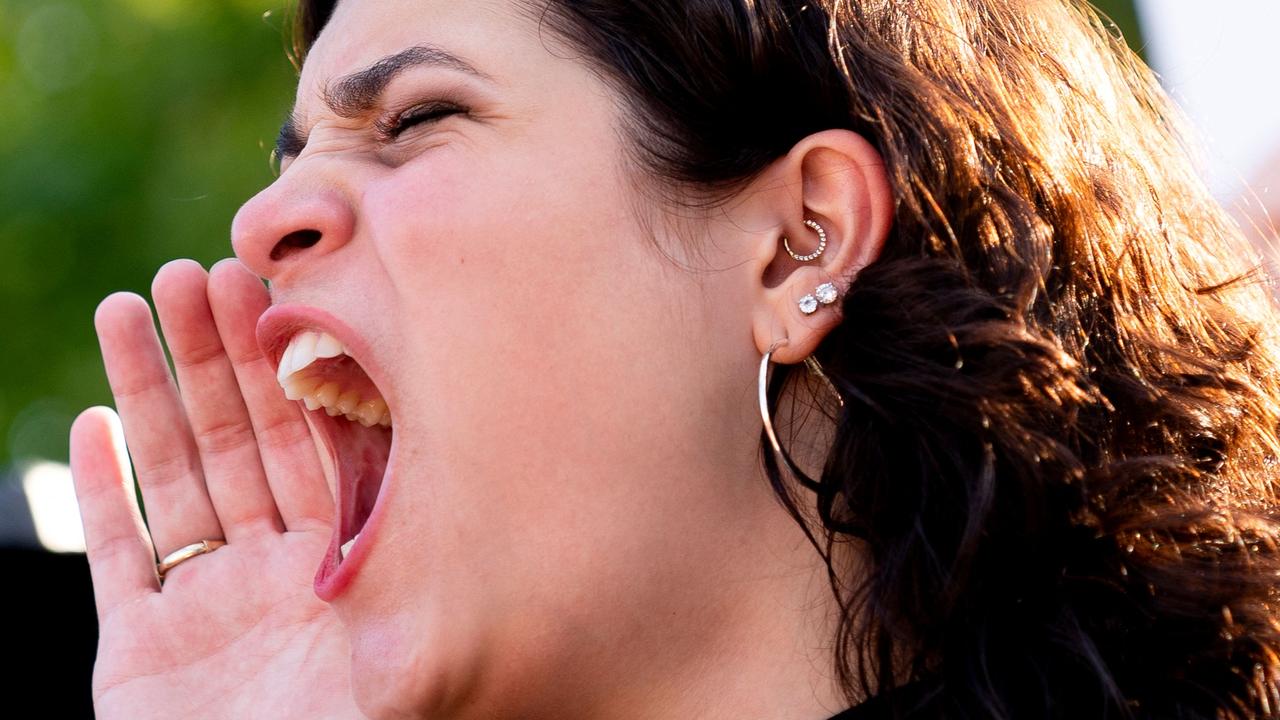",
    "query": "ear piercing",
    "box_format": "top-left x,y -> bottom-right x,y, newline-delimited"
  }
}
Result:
783,219 -> 828,262
798,282 -> 839,315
